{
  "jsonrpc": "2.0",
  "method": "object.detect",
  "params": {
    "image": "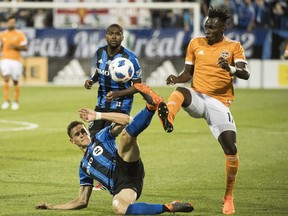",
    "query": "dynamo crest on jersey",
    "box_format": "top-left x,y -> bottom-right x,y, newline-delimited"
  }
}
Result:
220,50 -> 230,59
